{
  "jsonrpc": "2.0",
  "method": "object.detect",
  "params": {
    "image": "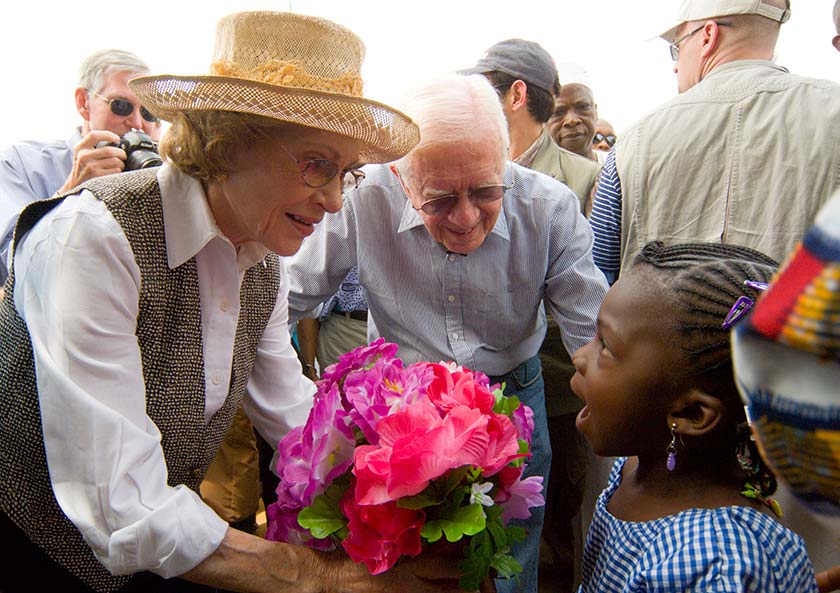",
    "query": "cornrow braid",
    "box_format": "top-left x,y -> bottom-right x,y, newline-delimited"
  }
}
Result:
632,241 -> 782,506
632,242 -> 778,379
